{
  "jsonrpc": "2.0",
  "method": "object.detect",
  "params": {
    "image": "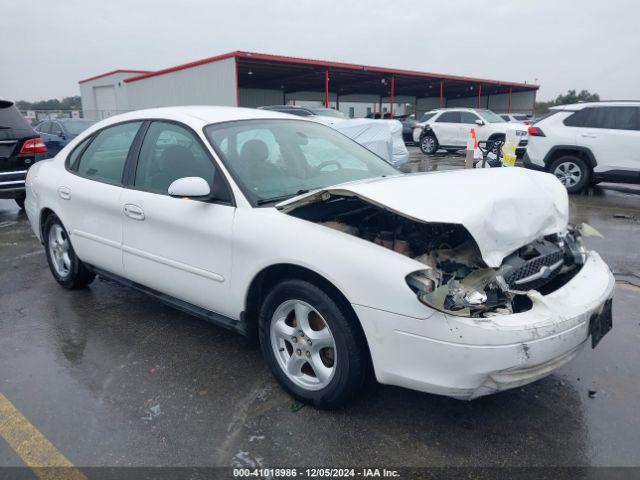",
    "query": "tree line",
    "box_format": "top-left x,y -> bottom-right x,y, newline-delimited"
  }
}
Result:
535,90 -> 600,116
15,96 -> 82,111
